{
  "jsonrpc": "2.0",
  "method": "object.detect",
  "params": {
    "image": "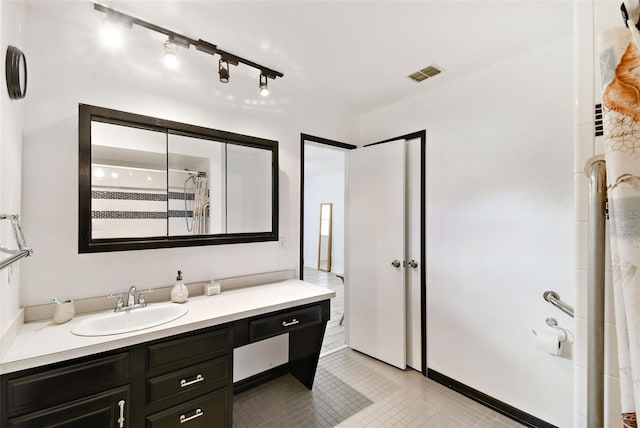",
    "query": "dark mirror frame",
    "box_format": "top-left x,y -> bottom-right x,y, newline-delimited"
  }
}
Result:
78,104 -> 279,253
